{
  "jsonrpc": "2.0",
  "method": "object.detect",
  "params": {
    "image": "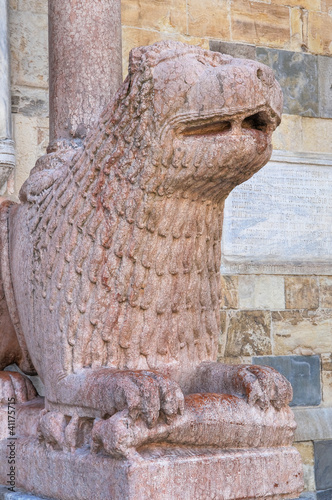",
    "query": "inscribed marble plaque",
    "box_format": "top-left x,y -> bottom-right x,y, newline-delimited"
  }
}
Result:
221,151 -> 332,275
